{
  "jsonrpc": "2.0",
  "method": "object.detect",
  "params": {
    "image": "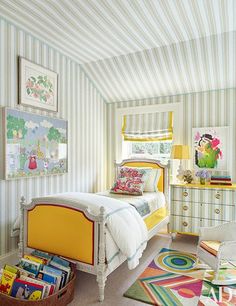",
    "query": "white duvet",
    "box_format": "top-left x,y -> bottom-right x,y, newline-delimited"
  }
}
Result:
23,192 -> 148,270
